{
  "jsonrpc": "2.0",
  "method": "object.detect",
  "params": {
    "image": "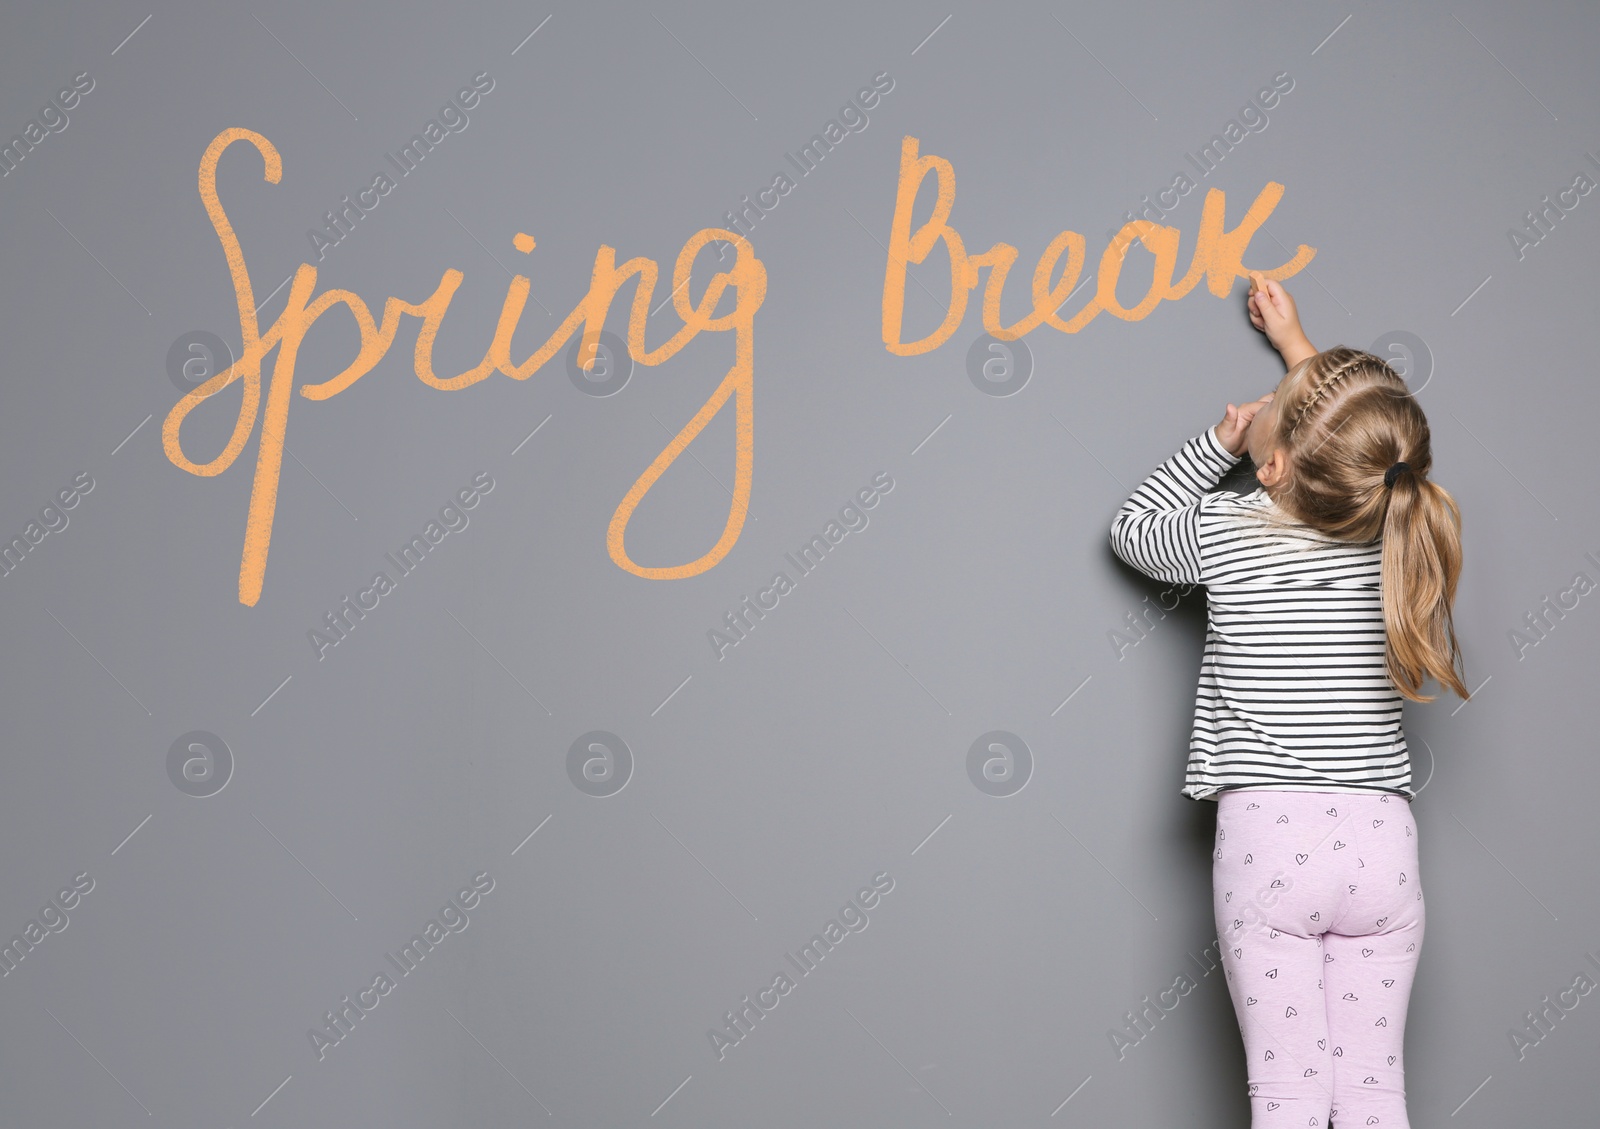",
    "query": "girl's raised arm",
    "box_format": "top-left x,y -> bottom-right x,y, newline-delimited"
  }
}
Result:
1108,427 -> 1241,587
